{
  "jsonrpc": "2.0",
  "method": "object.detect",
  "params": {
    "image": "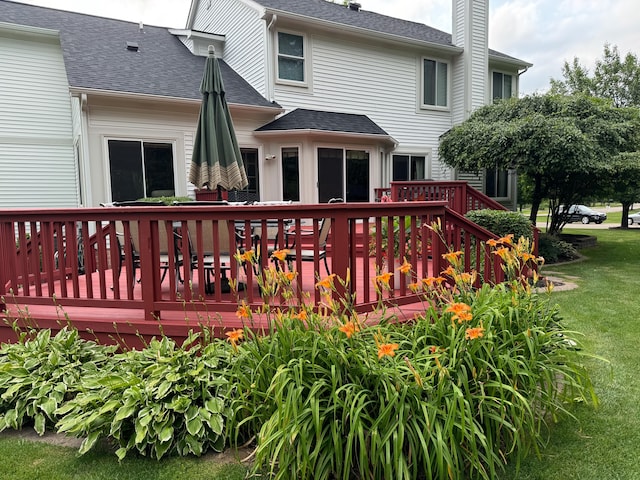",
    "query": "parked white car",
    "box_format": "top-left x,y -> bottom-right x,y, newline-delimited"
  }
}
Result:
628,211 -> 640,225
